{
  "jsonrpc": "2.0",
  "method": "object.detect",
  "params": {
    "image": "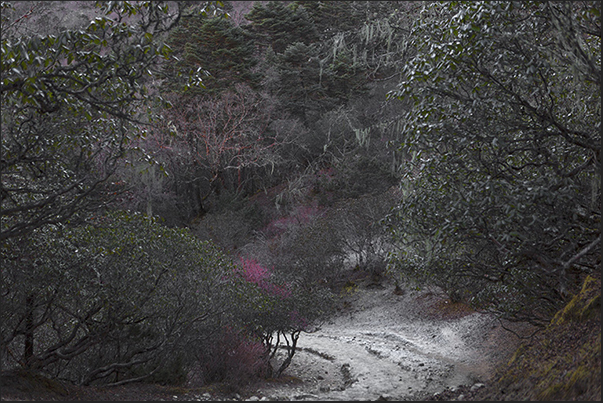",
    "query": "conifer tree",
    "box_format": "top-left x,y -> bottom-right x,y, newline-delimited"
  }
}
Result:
243,1 -> 318,54
163,14 -> 260,94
